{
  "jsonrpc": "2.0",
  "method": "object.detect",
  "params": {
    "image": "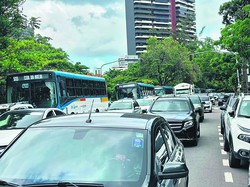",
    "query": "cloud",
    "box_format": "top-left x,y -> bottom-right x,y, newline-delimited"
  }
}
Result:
22,0 -> 127,70
196,0 -> 228,39
23,0 -> 229,71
